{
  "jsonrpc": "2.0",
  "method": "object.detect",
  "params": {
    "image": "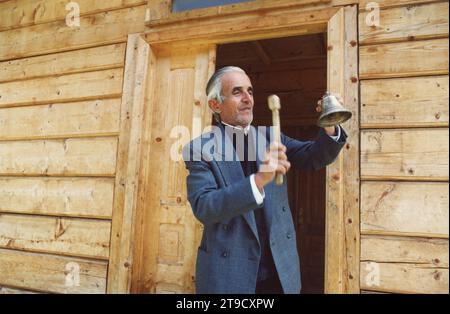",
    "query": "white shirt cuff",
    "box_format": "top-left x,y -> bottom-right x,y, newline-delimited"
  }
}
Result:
250,174 -> 265,205
329,125 -> 341,142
